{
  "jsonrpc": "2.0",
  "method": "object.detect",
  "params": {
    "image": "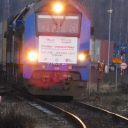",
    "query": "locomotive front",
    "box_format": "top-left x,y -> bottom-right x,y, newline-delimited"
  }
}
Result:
6,0 -> 91,98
